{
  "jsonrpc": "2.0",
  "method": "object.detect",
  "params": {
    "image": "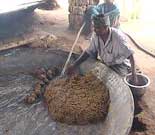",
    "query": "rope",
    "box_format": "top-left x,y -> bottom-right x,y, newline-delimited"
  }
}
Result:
124,32 -> 155,58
